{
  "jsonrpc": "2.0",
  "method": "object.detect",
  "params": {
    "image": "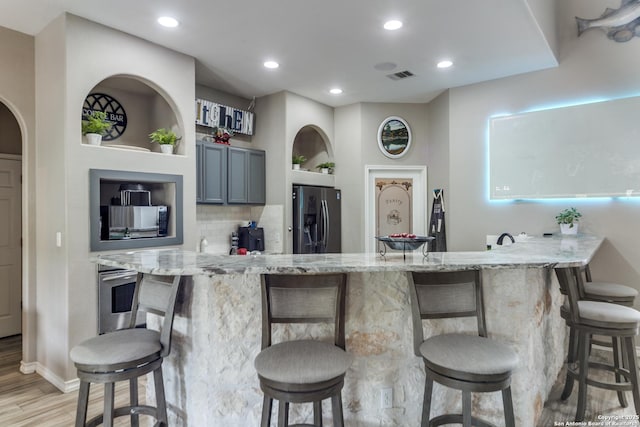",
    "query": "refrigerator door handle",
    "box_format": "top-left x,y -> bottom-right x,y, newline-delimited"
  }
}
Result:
322,199 -> 329,248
